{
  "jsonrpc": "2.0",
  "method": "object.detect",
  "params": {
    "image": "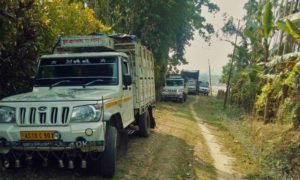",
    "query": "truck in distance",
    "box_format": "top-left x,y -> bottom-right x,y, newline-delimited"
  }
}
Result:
0,34 -> 156,177
199,81 -> 210,96
161,74 -> 187,103
181,70 -> 200,95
